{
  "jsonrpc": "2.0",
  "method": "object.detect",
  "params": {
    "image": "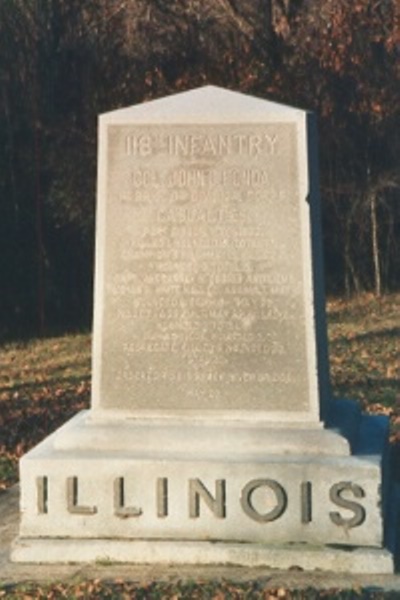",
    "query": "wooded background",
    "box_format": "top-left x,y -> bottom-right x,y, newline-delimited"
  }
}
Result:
1,0 -> 399,339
